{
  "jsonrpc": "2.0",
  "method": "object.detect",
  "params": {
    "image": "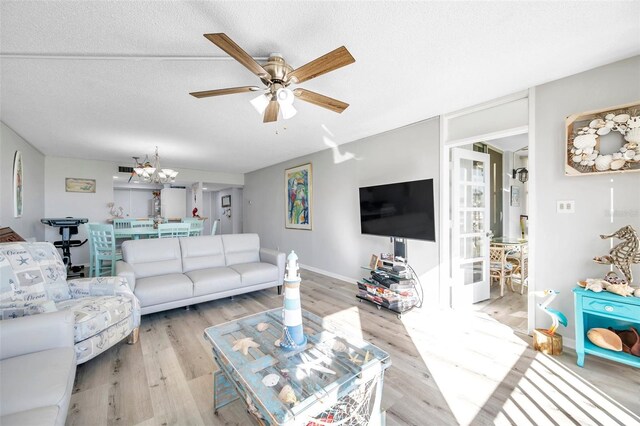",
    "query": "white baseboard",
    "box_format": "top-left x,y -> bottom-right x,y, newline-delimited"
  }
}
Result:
299,264 -> 358,285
